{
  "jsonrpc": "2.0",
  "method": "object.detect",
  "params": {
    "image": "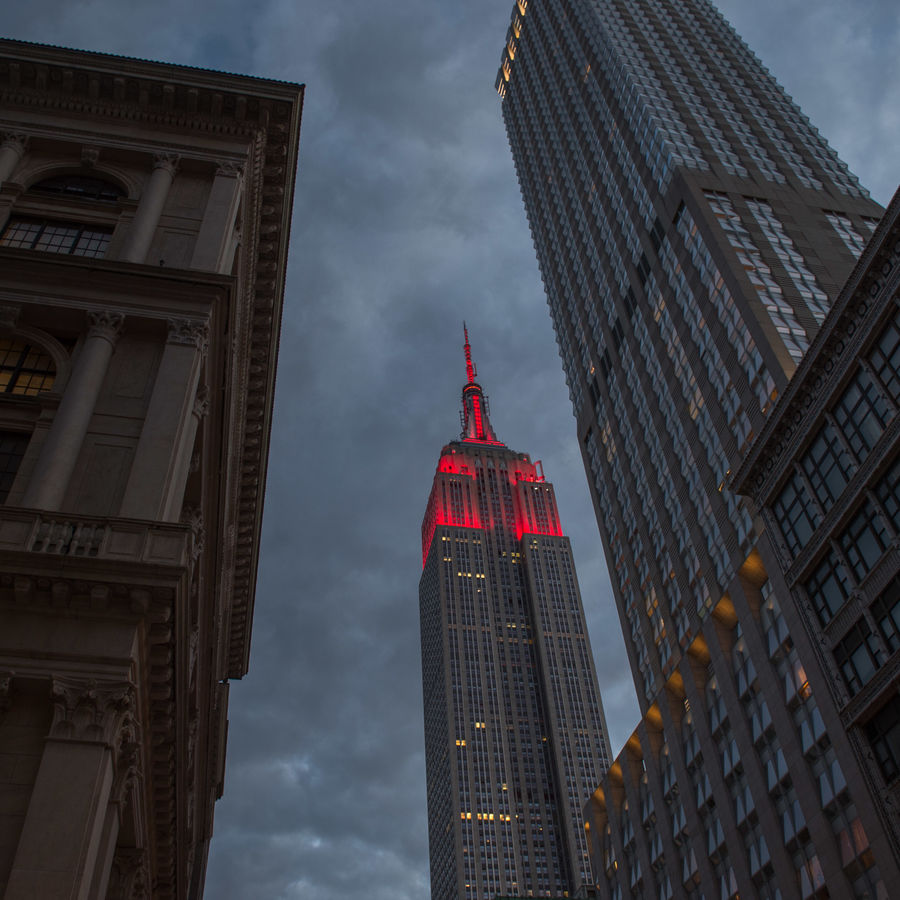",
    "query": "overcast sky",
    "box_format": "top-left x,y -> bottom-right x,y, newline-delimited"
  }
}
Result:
6,1 -> 899,898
